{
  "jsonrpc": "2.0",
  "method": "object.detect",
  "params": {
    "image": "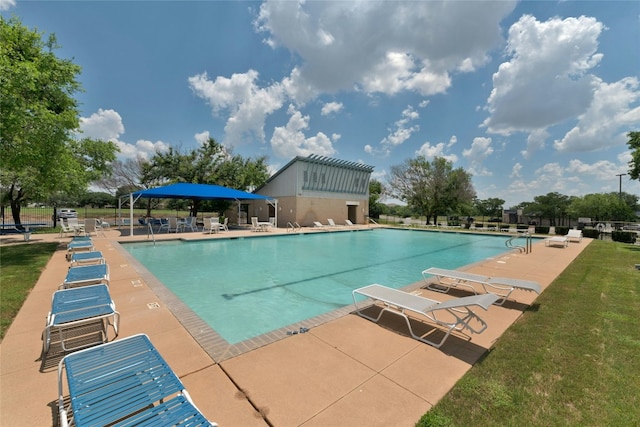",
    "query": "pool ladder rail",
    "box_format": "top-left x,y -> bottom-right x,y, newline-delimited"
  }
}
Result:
287,221 -> 301,232
506,232 -> 532,254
